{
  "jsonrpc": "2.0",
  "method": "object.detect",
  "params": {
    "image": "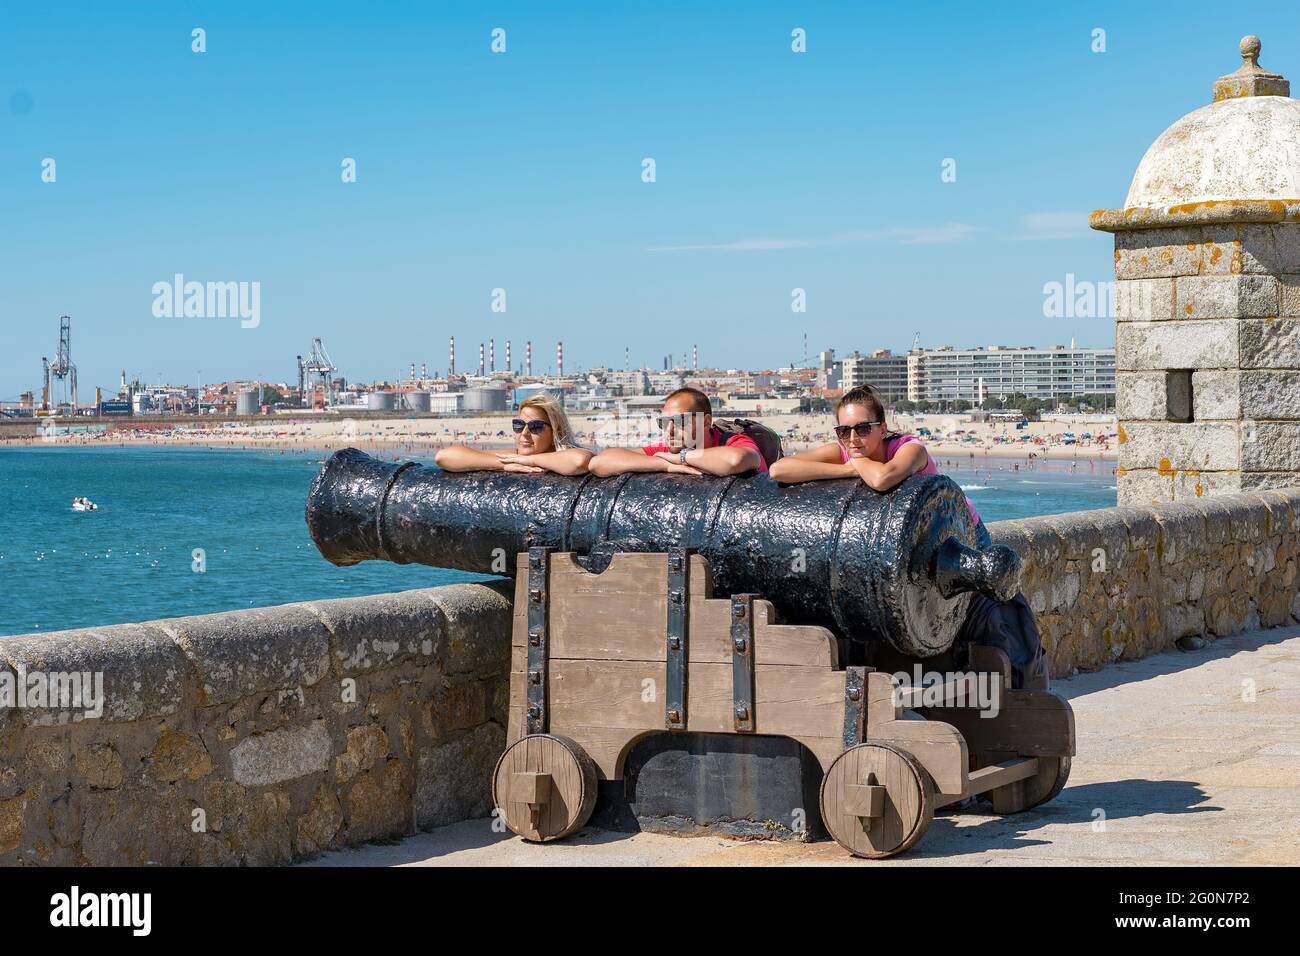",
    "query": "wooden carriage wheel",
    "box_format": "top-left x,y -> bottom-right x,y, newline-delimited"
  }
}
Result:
986,755 -> 1071,814
491,734 -> 598,842
819,743 -> 934,859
